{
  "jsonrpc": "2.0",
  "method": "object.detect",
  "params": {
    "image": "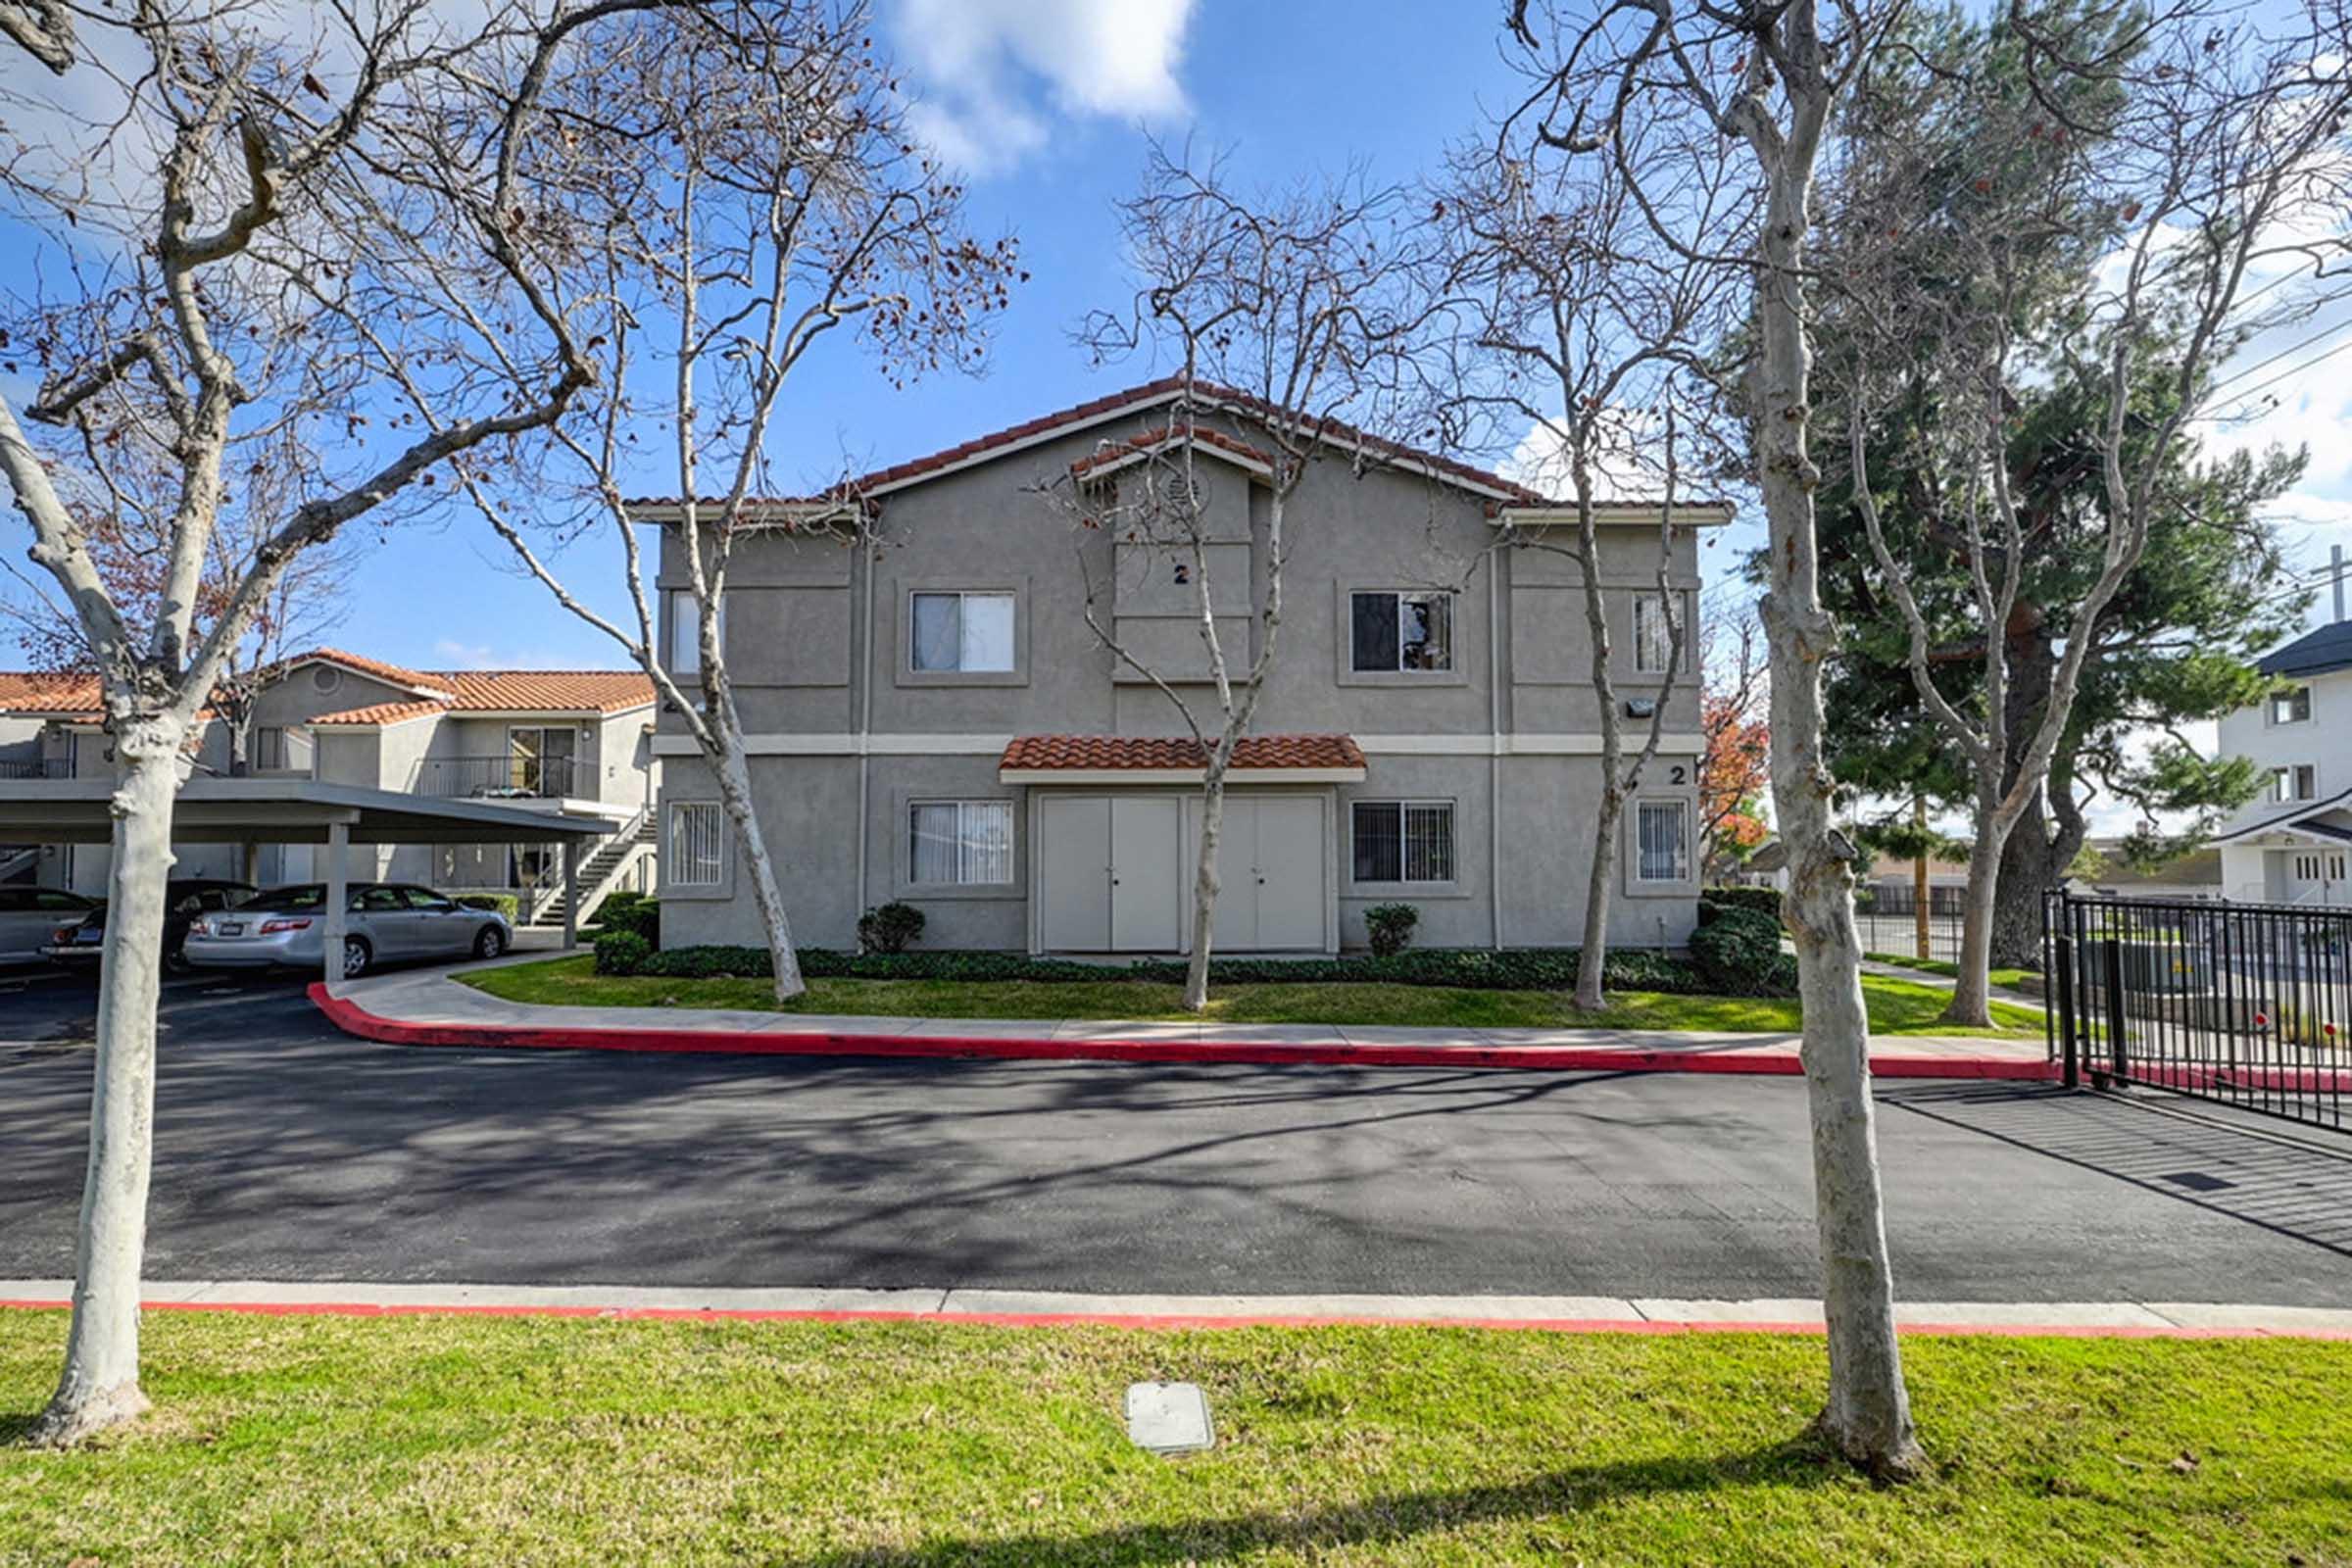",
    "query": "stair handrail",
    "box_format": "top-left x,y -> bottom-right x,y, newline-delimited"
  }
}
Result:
523,801 -> 653,924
